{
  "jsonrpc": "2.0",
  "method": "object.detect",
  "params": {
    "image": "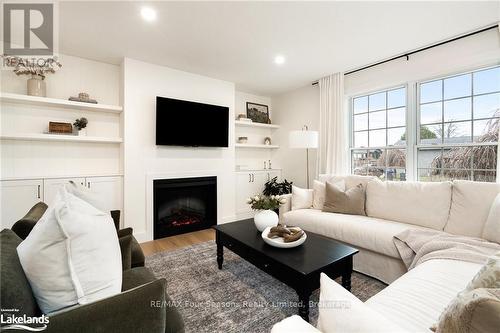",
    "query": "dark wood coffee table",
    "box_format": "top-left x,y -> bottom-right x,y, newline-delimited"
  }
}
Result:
213,219 -> 358,322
